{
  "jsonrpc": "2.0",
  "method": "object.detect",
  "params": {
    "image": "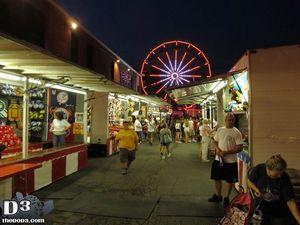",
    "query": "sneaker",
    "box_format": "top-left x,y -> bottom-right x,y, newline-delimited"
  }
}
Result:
223,197 -> 230,209
167,153 -> 171,157
208,194 -> 223,202
121,169 -> 128,175
202,159 -> 210,162
162,155 -> 166,160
